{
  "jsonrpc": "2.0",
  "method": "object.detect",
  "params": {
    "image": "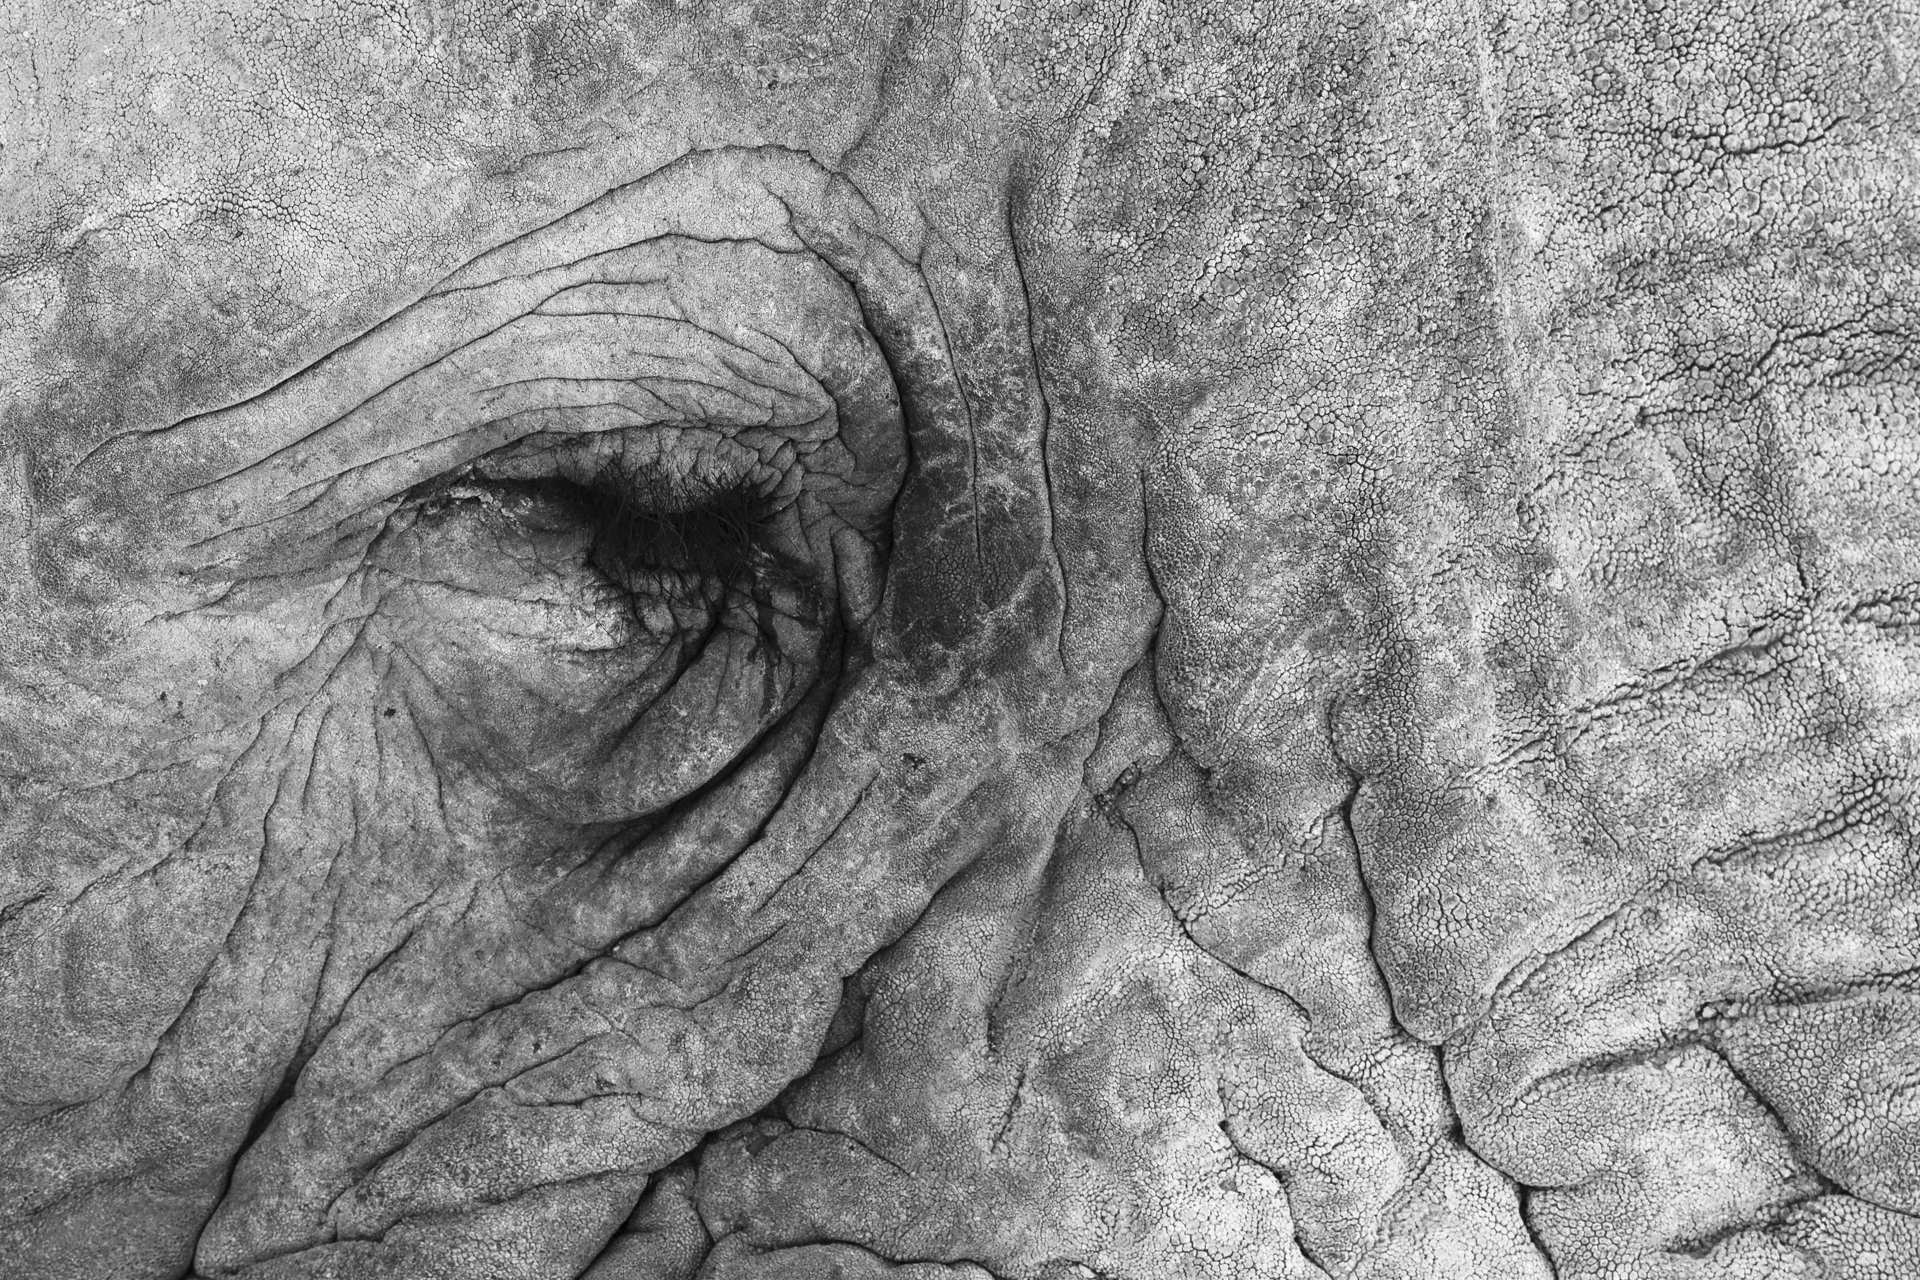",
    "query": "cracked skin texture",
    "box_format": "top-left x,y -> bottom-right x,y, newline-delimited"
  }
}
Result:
0,0 -> 1916,1276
